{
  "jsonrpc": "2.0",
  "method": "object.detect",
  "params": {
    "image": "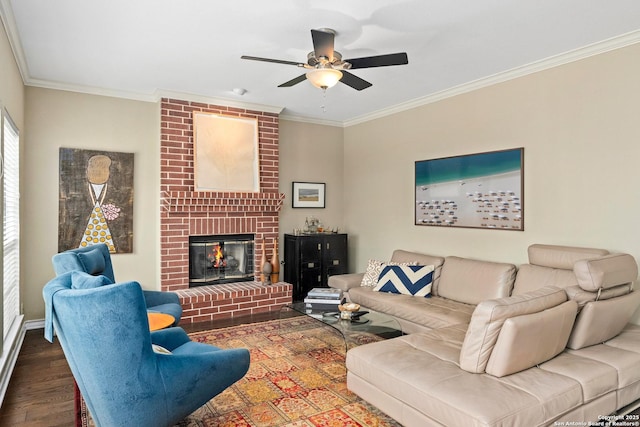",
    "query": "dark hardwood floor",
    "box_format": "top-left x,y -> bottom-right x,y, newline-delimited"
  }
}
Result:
0,311 -> 281,427
1,312 -> 639,426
